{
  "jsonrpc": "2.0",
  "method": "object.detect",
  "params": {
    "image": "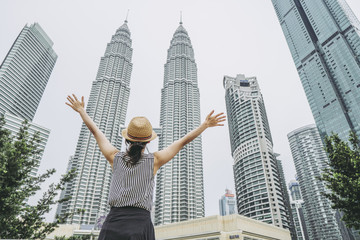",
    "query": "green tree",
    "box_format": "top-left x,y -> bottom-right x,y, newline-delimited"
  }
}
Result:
0,117 -> 79,239
320,131 -> 360,229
